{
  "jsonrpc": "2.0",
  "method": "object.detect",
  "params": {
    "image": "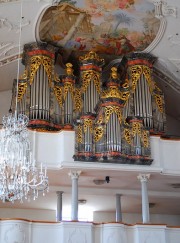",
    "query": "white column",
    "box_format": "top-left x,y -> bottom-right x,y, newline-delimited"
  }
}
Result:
69,171 -> 81,221
116,194 -> 122,222
56,191 -> 63,221
137,174 -> 150,223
